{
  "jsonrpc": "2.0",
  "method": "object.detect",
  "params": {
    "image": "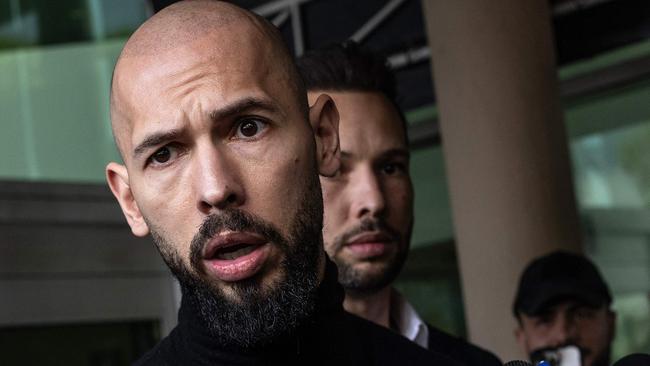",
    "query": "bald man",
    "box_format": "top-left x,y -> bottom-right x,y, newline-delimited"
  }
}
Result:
106,1 -> 460,365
